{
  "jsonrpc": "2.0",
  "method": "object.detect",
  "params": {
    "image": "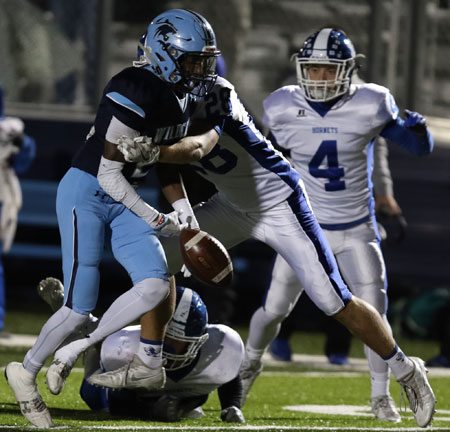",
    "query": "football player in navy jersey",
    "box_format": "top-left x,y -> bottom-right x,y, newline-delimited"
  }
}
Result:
5,9 -> 222,428
96,34 -> 435,426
